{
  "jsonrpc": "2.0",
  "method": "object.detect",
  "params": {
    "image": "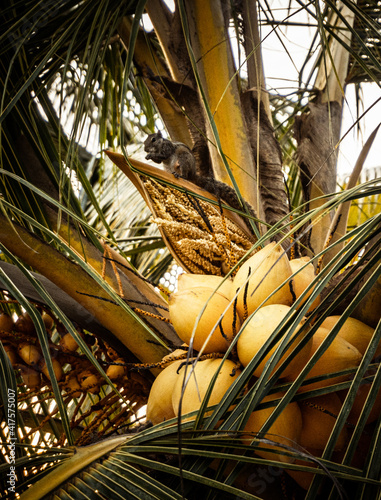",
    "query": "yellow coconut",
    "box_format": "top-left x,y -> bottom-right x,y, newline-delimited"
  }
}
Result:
168,288 -> 240,353
40,358 -> 63,382
3,343 -> 17,366
286,327 -> 362,392
241,392 -> 302,463
233,242 -> 293,319
172,358 -> 240,419
79,370 -> 102,394
20,366 -> 41,390
106,359 -> 127,380
321,316 -> 380,359
146,360 -> 184,425
64,375 -> 82,398
177,273 -> 233,298
289,257 -> 321,311
0,313 -> 14,332
14,312 -> 35,334
161,346 -> 188,363
60,332 -> 84,352
299,392 -> 348,451
17,343 -> 41,366
237,304 -> 312,378
41,311 -> 54,331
